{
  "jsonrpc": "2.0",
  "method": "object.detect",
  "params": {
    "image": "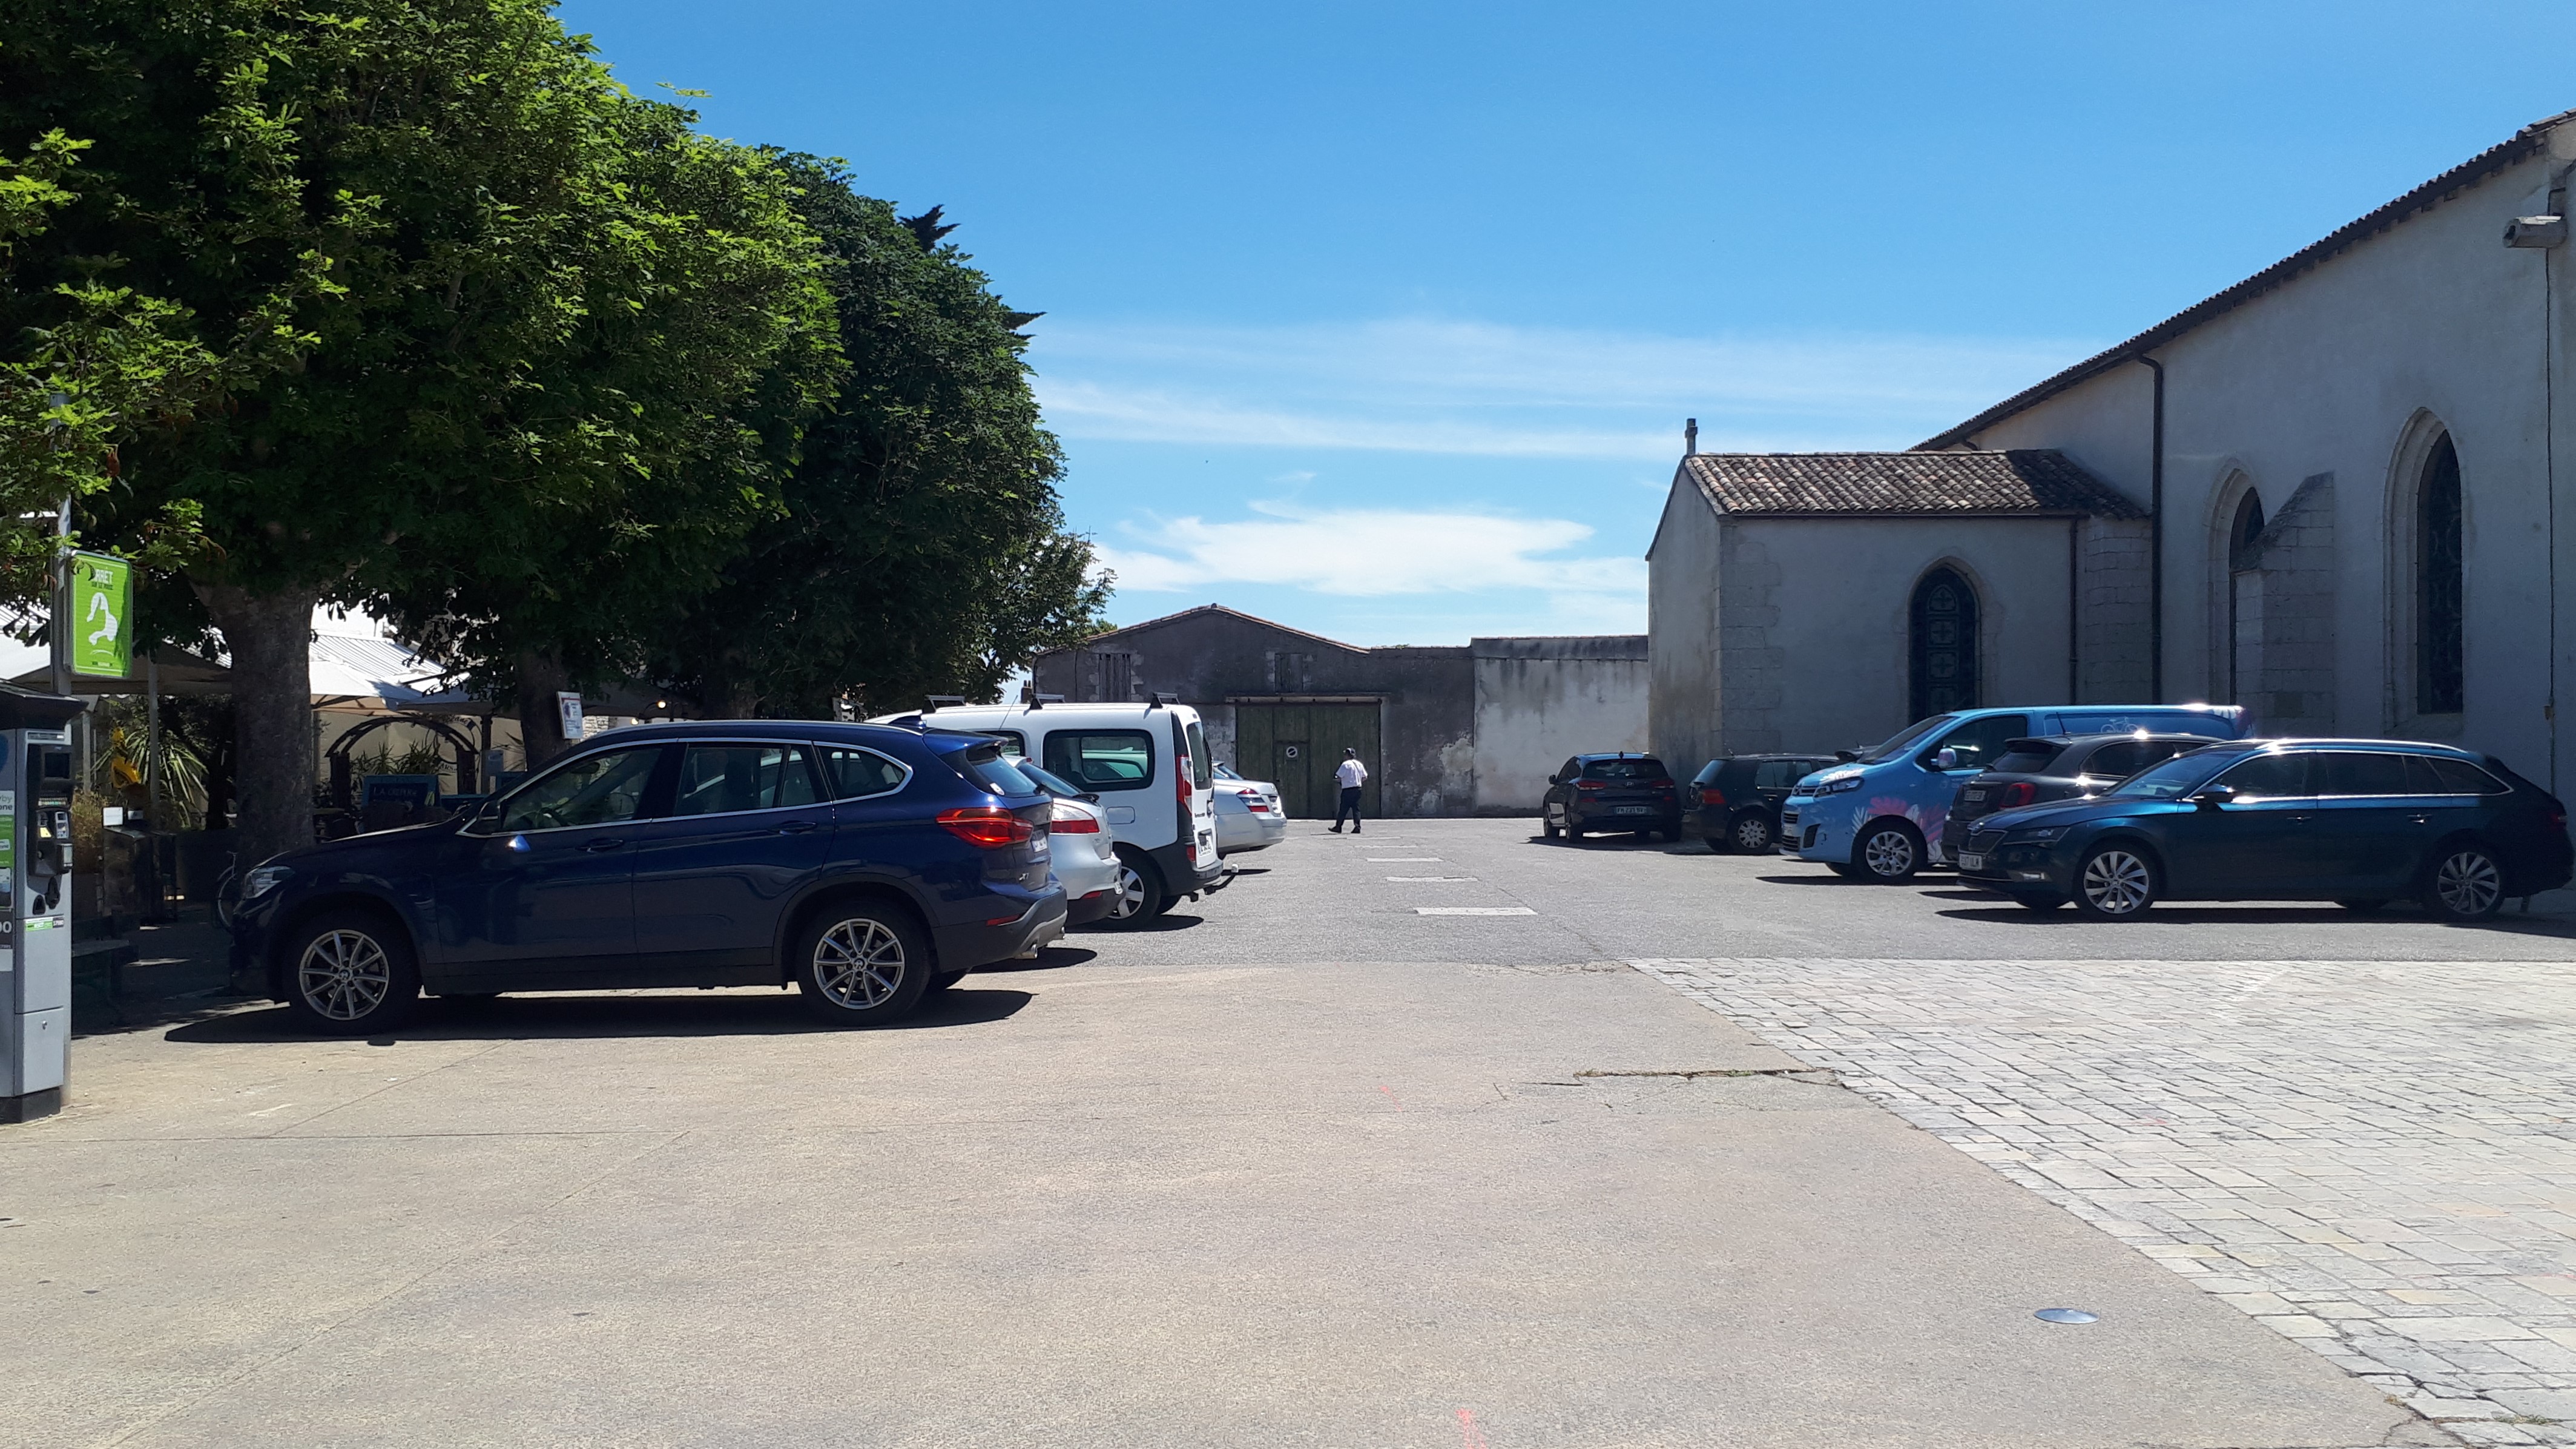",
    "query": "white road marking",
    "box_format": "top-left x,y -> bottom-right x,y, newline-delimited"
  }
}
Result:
1386,876 -> 1477,882
1368,857 -> 1441,862
1412,907 -> 1535,916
